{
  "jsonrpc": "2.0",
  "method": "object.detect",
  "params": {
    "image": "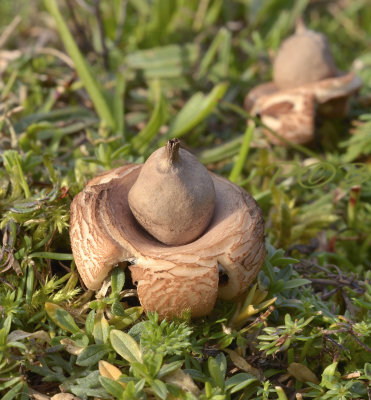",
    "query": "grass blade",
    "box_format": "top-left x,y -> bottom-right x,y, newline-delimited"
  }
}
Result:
44,0 -> 115,129
197,27 -> 230,79
131,80 -> 167,154
165,82 -> 228,140
113,73 -> 126,138
229,122 -> 255,183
